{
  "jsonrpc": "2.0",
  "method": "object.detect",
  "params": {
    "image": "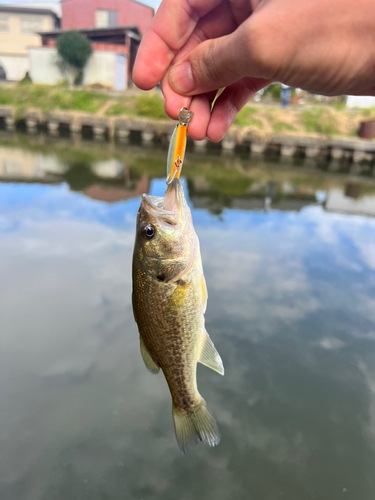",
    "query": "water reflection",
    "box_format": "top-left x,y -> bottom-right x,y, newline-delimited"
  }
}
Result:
1,135 -> 375,217
0,134 -> 375,500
